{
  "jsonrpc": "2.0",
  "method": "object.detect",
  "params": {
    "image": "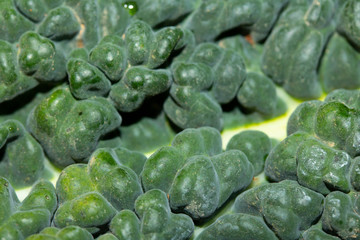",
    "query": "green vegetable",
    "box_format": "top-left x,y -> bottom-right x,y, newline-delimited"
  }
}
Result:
96,233 -> 118,240
109,189 -> 194,240
219,36 -> 263,73
315,101 -> 355,151
286,93 -> 360,157
67,20 -> 183,111
27,86 -> 121,168
183,0 -> 288,43
325,88 -> 360,110
67,56 -> 111,99
261,0 -> 337,99
53,147 -> 145,232
226,130 -> 272,175
350,156 -> 360,191
164,42 -> 246,130
141,127 -> 254,219
233,180 -> 324,240
13,0 -> 64,22
0,0 -> 35,43
0,120 -> 45,188
37,6 -> 80,41
118,112 -> 174,153
266,133 -> 356,194
337,0 -> 360,49
287,100 -> 322,135
1,0 -> 131,51
300,224 -> 340,240
322,191 -> 360,239
3,1 -> 360,239
87,37 -> 126,83
295,138 -> 352,194
196,180 -> 328,240
219,35 -> 286,124
249,0 -> 290,42
27,226 -> 94,240
263,88 -> 360,238
268,95 -> 360,194
319,34 -> 360,93
0,177 -> 57,240
237,72 -> 277,116
265,131 -> 310,181
177,42 -> 247,104
18,32 -> 66,82
110,66 -> 171,112
0,31 -> 65,103
296,139 -> 351,194
164,84 -> 223,130
195,213 -> 278,240
127,0 -> 197,27
0,0 -> 132,103
0,40 -> 37,103
109,20 -> 183,112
